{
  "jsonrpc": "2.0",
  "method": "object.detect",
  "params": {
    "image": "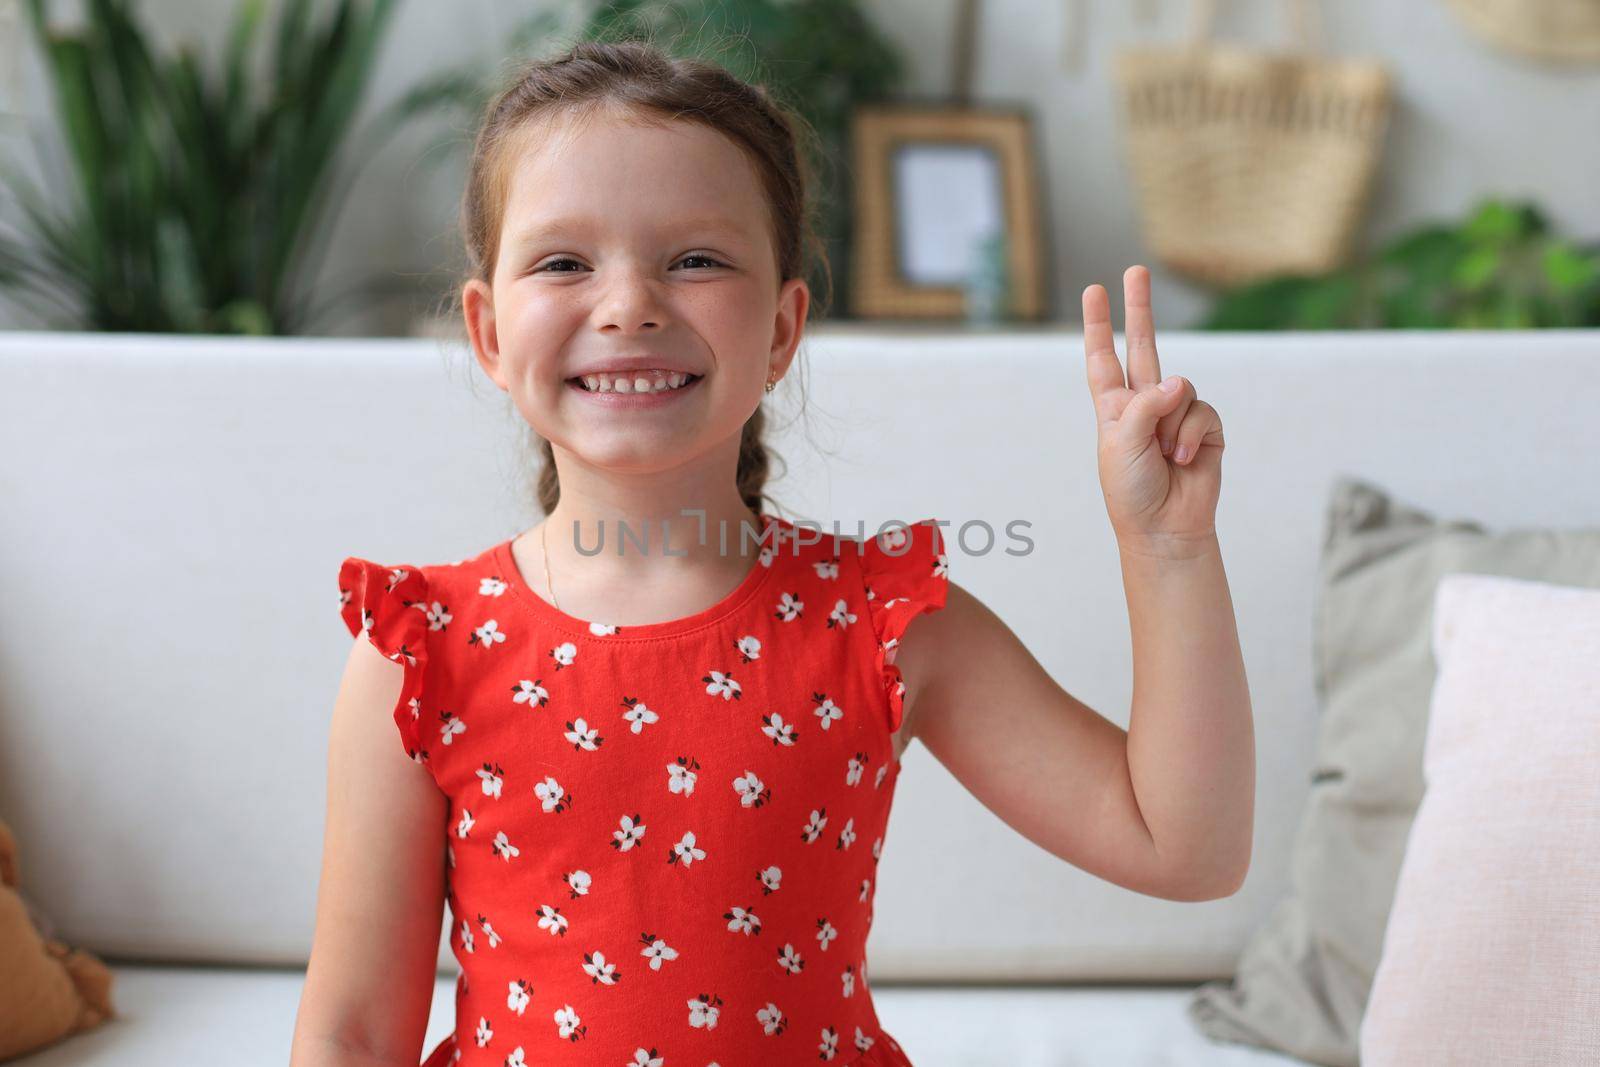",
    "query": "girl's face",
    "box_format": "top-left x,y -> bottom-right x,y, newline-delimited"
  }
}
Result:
463,108 -> 808,483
